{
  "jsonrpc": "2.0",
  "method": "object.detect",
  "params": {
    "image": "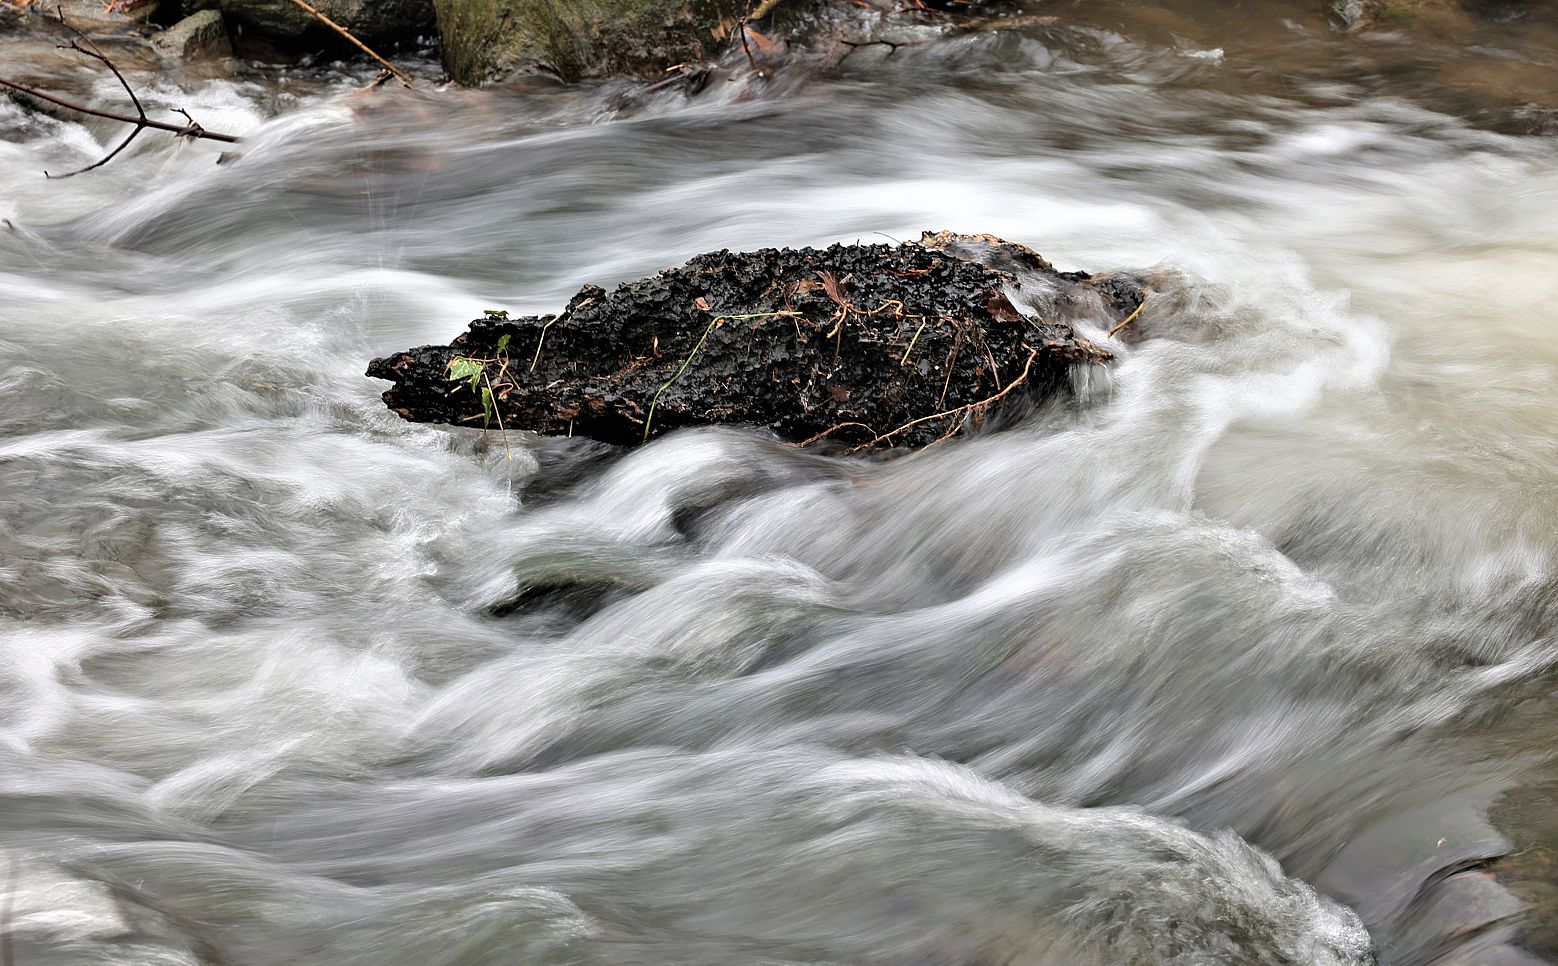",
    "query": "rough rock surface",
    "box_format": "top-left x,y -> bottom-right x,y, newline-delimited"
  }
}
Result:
366,232 -> 1143,451
151,9 -> 229,58
181,0 -> 433,46
434,0 -> 748,86
1329,0 -> 1524,30
430,0 -> 1004,87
